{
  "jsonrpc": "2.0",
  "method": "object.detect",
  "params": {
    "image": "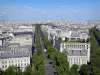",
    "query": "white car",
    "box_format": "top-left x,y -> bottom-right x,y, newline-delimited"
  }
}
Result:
44,49 -> 46,52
